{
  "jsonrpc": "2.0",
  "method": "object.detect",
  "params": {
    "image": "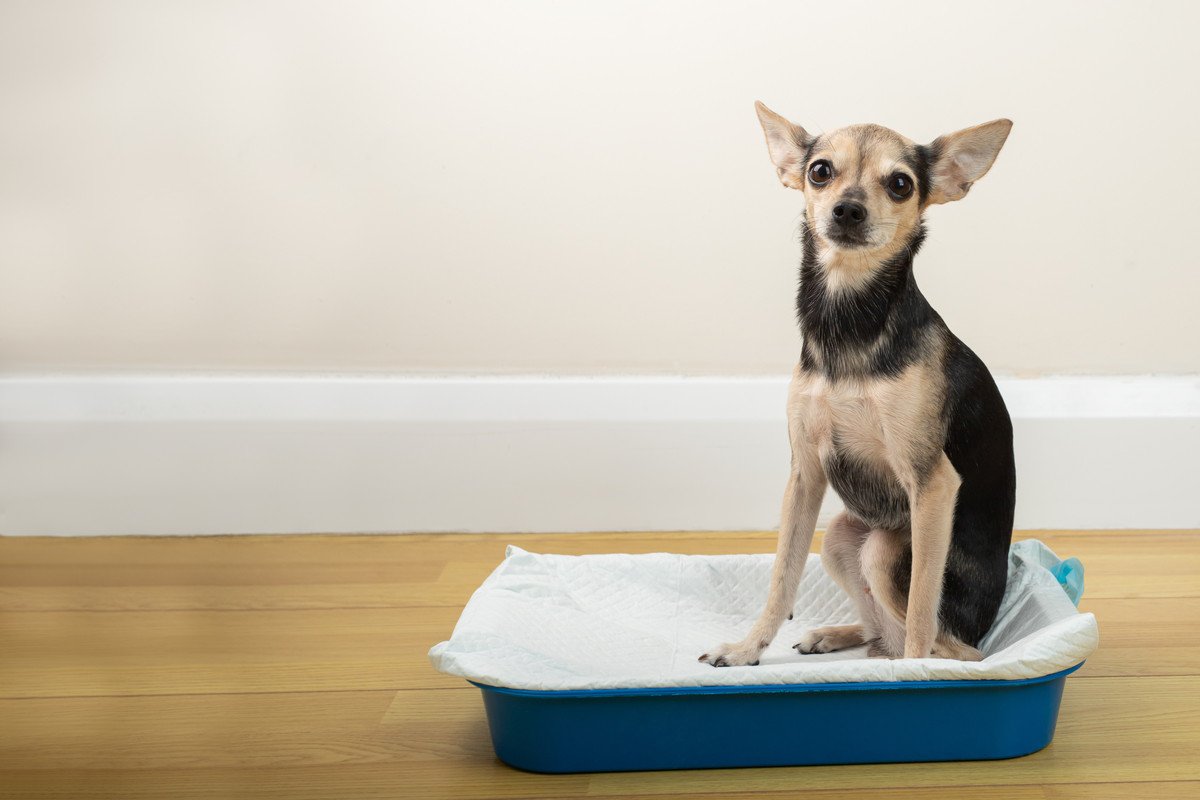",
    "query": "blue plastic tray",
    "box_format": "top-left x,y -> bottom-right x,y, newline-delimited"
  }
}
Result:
473,661 -> 1083,772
